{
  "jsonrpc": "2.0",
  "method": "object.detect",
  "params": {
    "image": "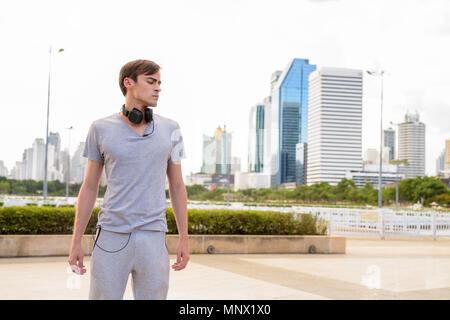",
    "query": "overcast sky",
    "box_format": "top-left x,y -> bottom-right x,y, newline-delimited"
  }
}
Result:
0,0 -> 449,178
